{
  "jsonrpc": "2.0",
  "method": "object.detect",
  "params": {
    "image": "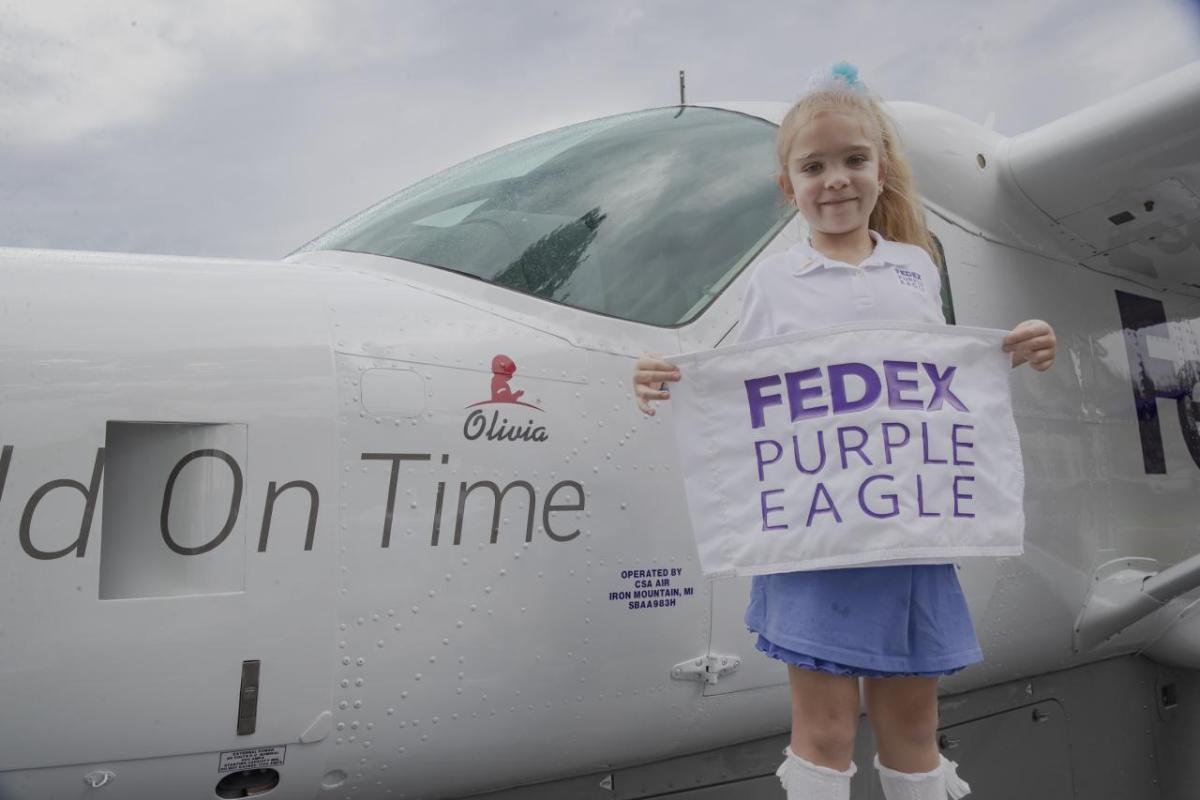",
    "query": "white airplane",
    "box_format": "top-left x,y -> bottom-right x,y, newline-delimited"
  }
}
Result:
2,61 -> 1200,800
